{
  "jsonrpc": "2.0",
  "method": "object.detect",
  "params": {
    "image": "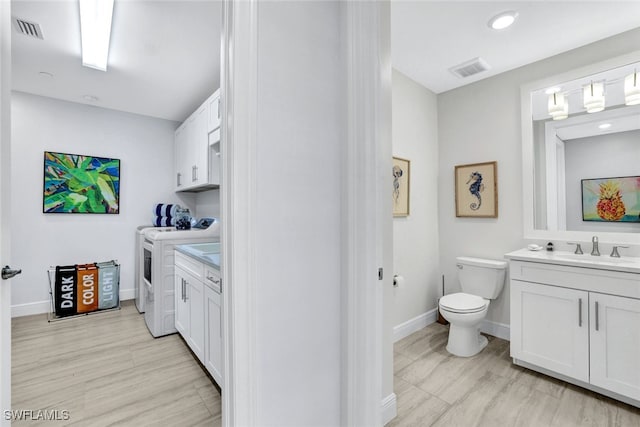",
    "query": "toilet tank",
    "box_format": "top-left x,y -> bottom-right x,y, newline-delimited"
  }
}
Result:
456,256 -> 508,299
